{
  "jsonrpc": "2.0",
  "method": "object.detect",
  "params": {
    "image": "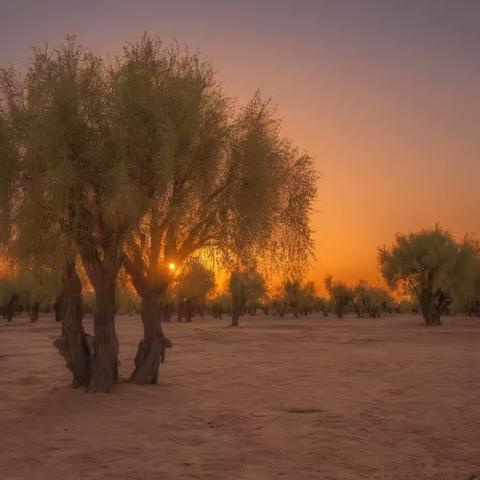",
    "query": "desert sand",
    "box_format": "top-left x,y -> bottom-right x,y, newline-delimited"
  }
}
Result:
0,314 -> 479,480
